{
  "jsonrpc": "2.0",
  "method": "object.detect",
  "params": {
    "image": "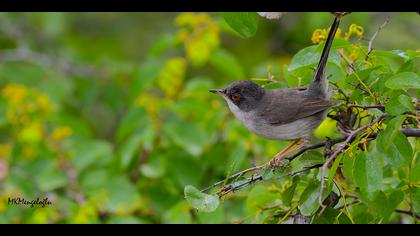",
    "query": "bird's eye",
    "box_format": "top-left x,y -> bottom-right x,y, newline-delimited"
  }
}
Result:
231,93 -> 241,102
